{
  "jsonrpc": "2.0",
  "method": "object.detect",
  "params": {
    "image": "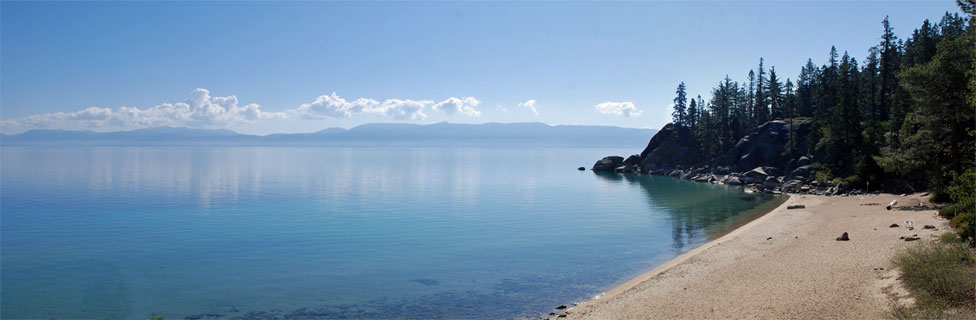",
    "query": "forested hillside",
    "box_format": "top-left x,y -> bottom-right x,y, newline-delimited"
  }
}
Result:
668,2 -> 974,208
